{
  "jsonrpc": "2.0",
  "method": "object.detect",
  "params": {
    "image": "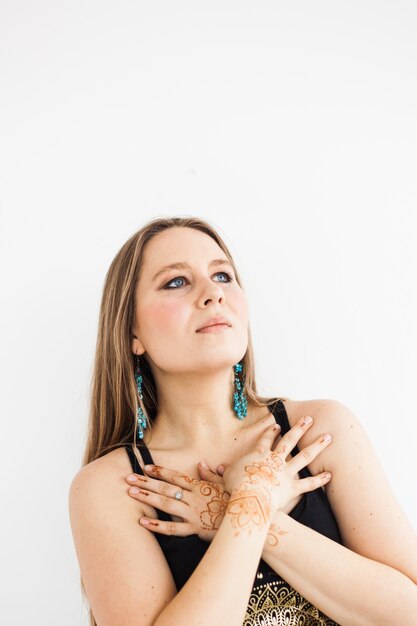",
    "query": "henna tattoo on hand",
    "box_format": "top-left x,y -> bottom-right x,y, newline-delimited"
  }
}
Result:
151,465 -> 164,479
226,485 -> 272,536
244,455 -> 283,487
177,473 -> 199,485
199,482 -> 230,530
